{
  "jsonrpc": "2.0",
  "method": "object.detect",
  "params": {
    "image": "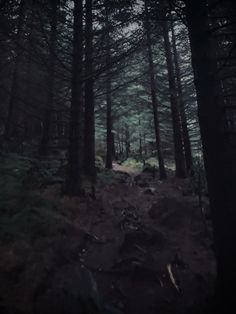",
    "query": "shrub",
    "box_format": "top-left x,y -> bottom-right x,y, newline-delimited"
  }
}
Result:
121,158 -> 143,169
95,155 -> 104,169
